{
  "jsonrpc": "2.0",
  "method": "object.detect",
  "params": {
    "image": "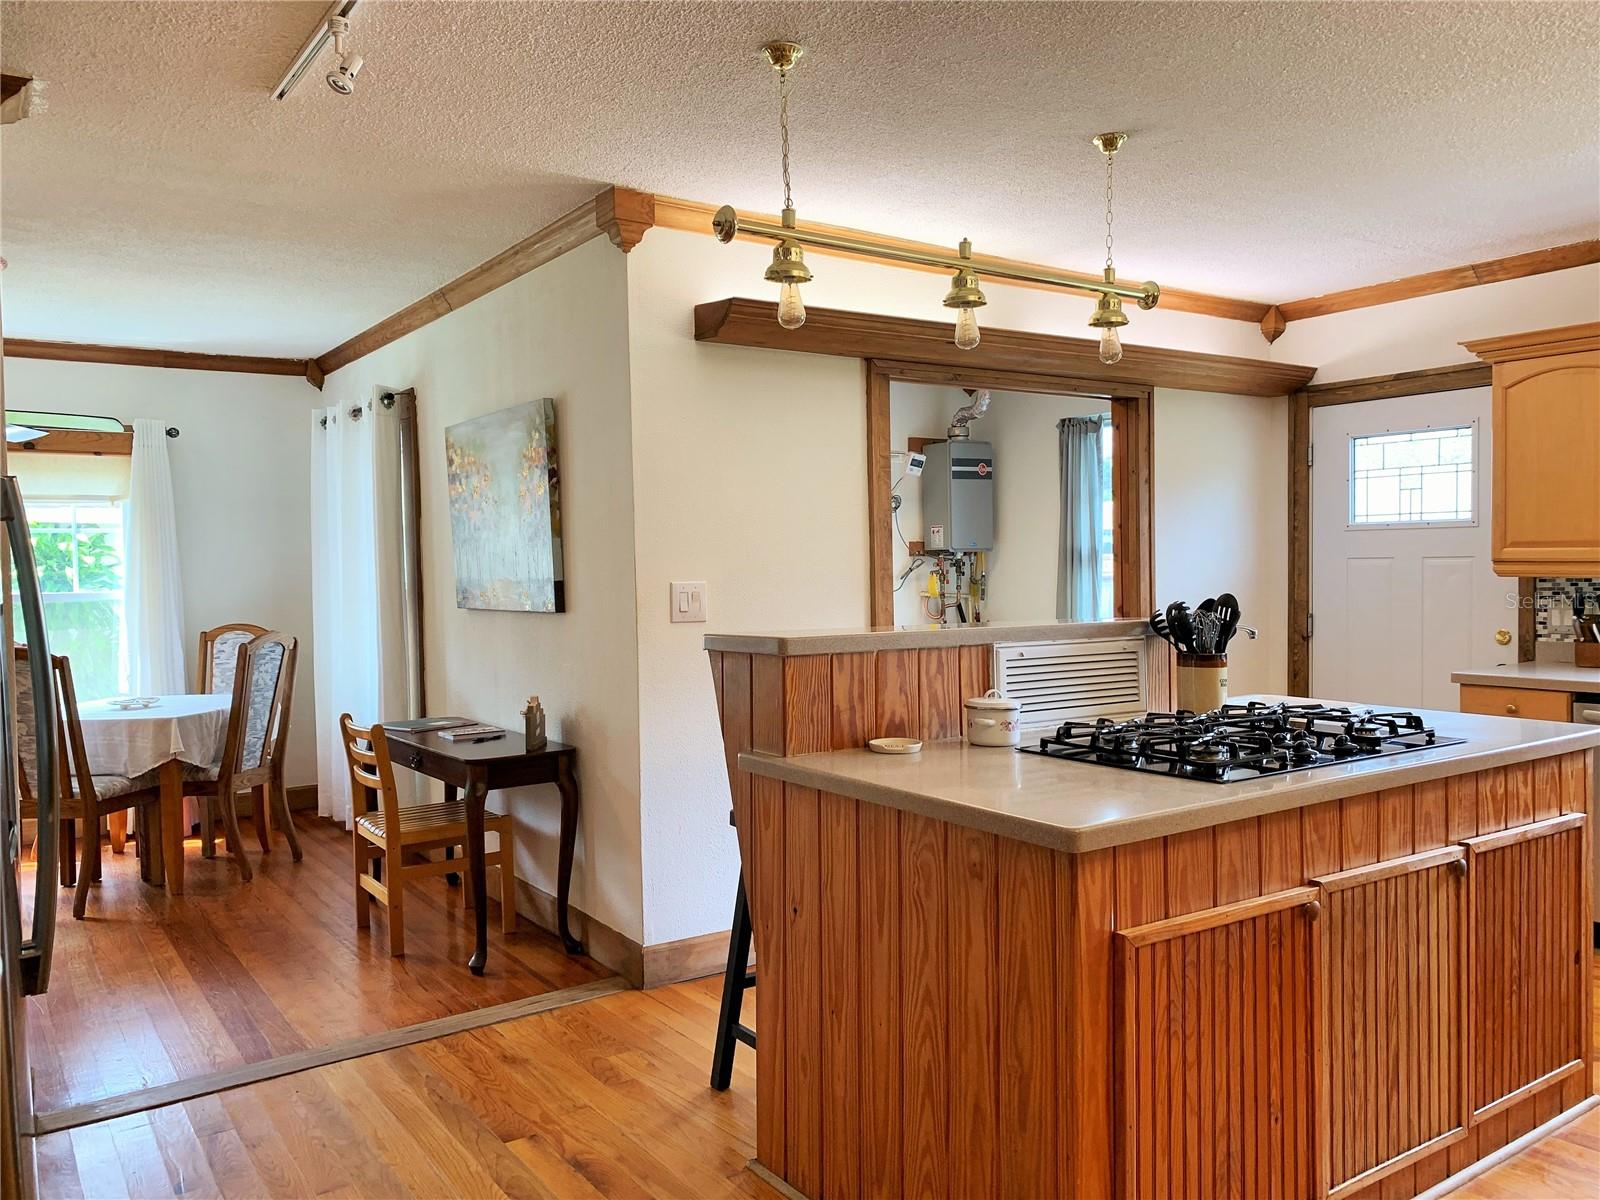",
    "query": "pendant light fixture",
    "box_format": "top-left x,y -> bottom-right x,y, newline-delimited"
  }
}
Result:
1086,132 -> 1130,365
759,42 -> 811,329
713,45 -> 1161,357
